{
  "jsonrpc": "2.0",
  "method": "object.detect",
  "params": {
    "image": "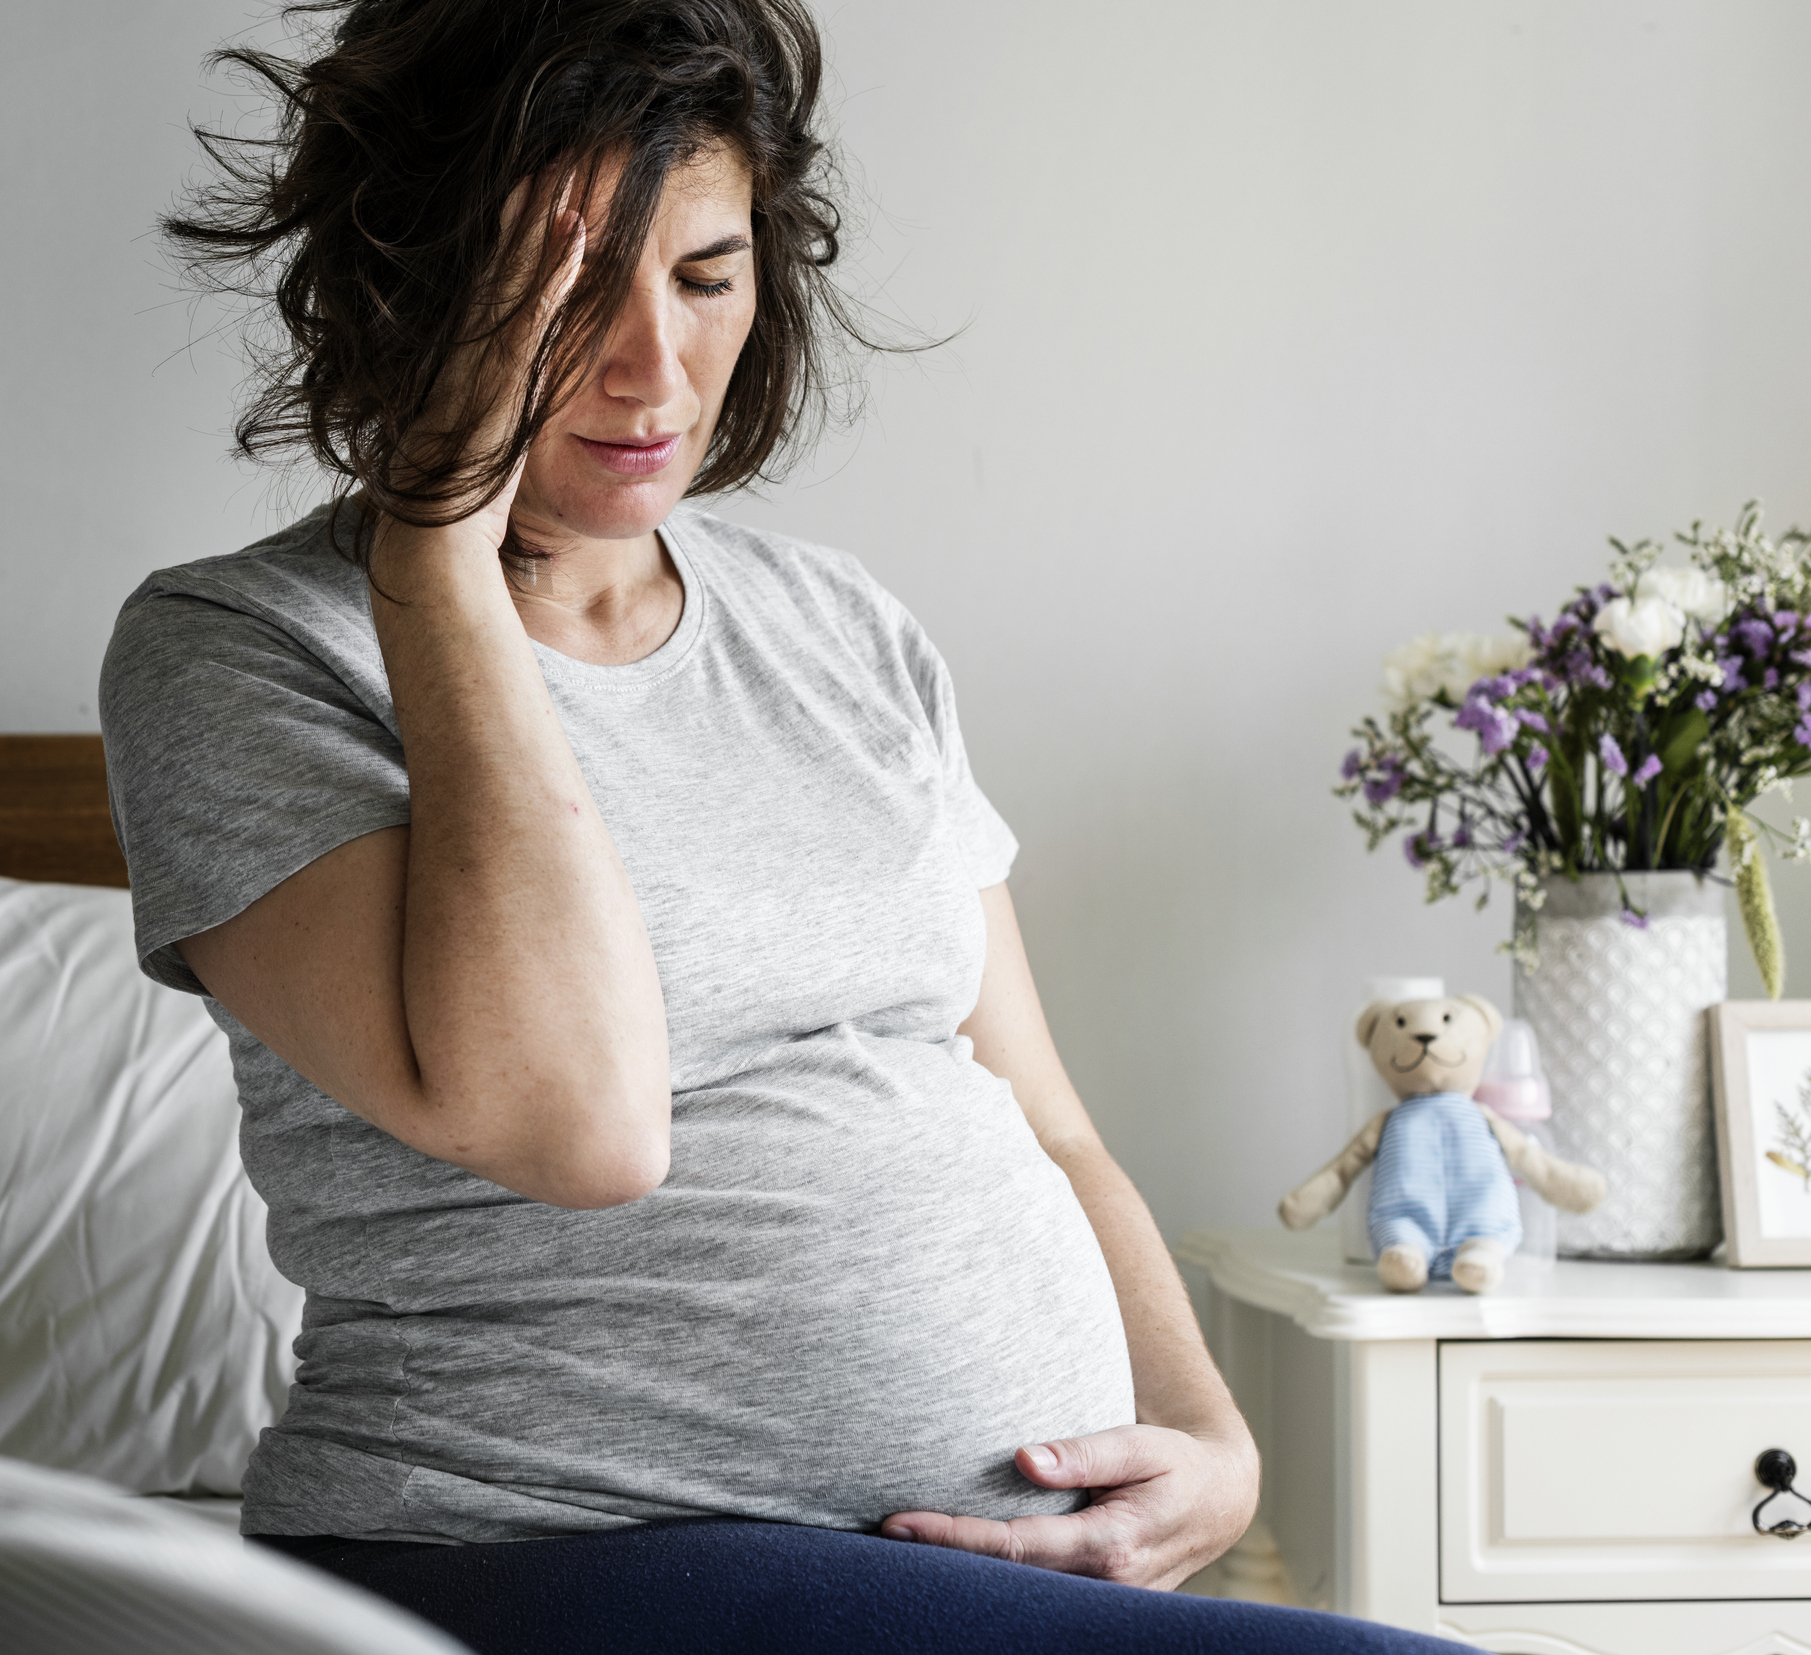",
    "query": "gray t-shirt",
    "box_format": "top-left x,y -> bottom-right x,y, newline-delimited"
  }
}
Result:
100,505 -> 1135,1543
